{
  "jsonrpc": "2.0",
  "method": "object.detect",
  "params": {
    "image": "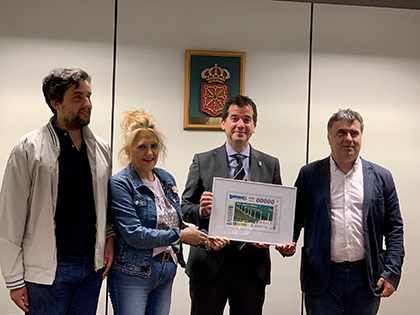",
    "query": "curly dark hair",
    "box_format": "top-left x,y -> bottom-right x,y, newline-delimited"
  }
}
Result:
42,68 -> 91,116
